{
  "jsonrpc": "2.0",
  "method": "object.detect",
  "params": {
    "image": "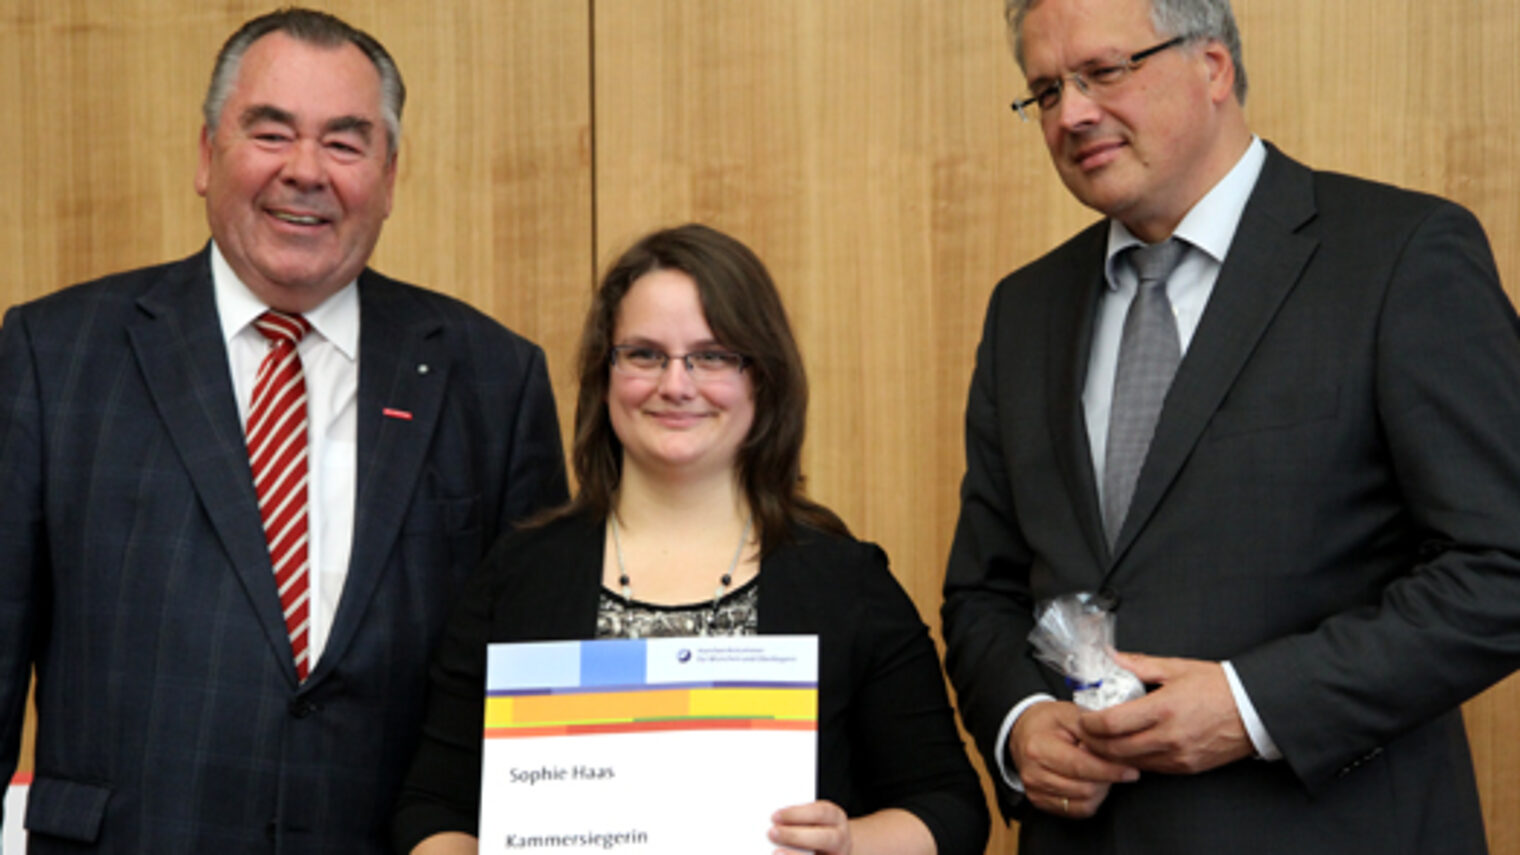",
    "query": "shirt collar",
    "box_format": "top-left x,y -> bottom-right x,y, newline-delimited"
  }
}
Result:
1103,135 -> 1268,290
210,240 -> 360,360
